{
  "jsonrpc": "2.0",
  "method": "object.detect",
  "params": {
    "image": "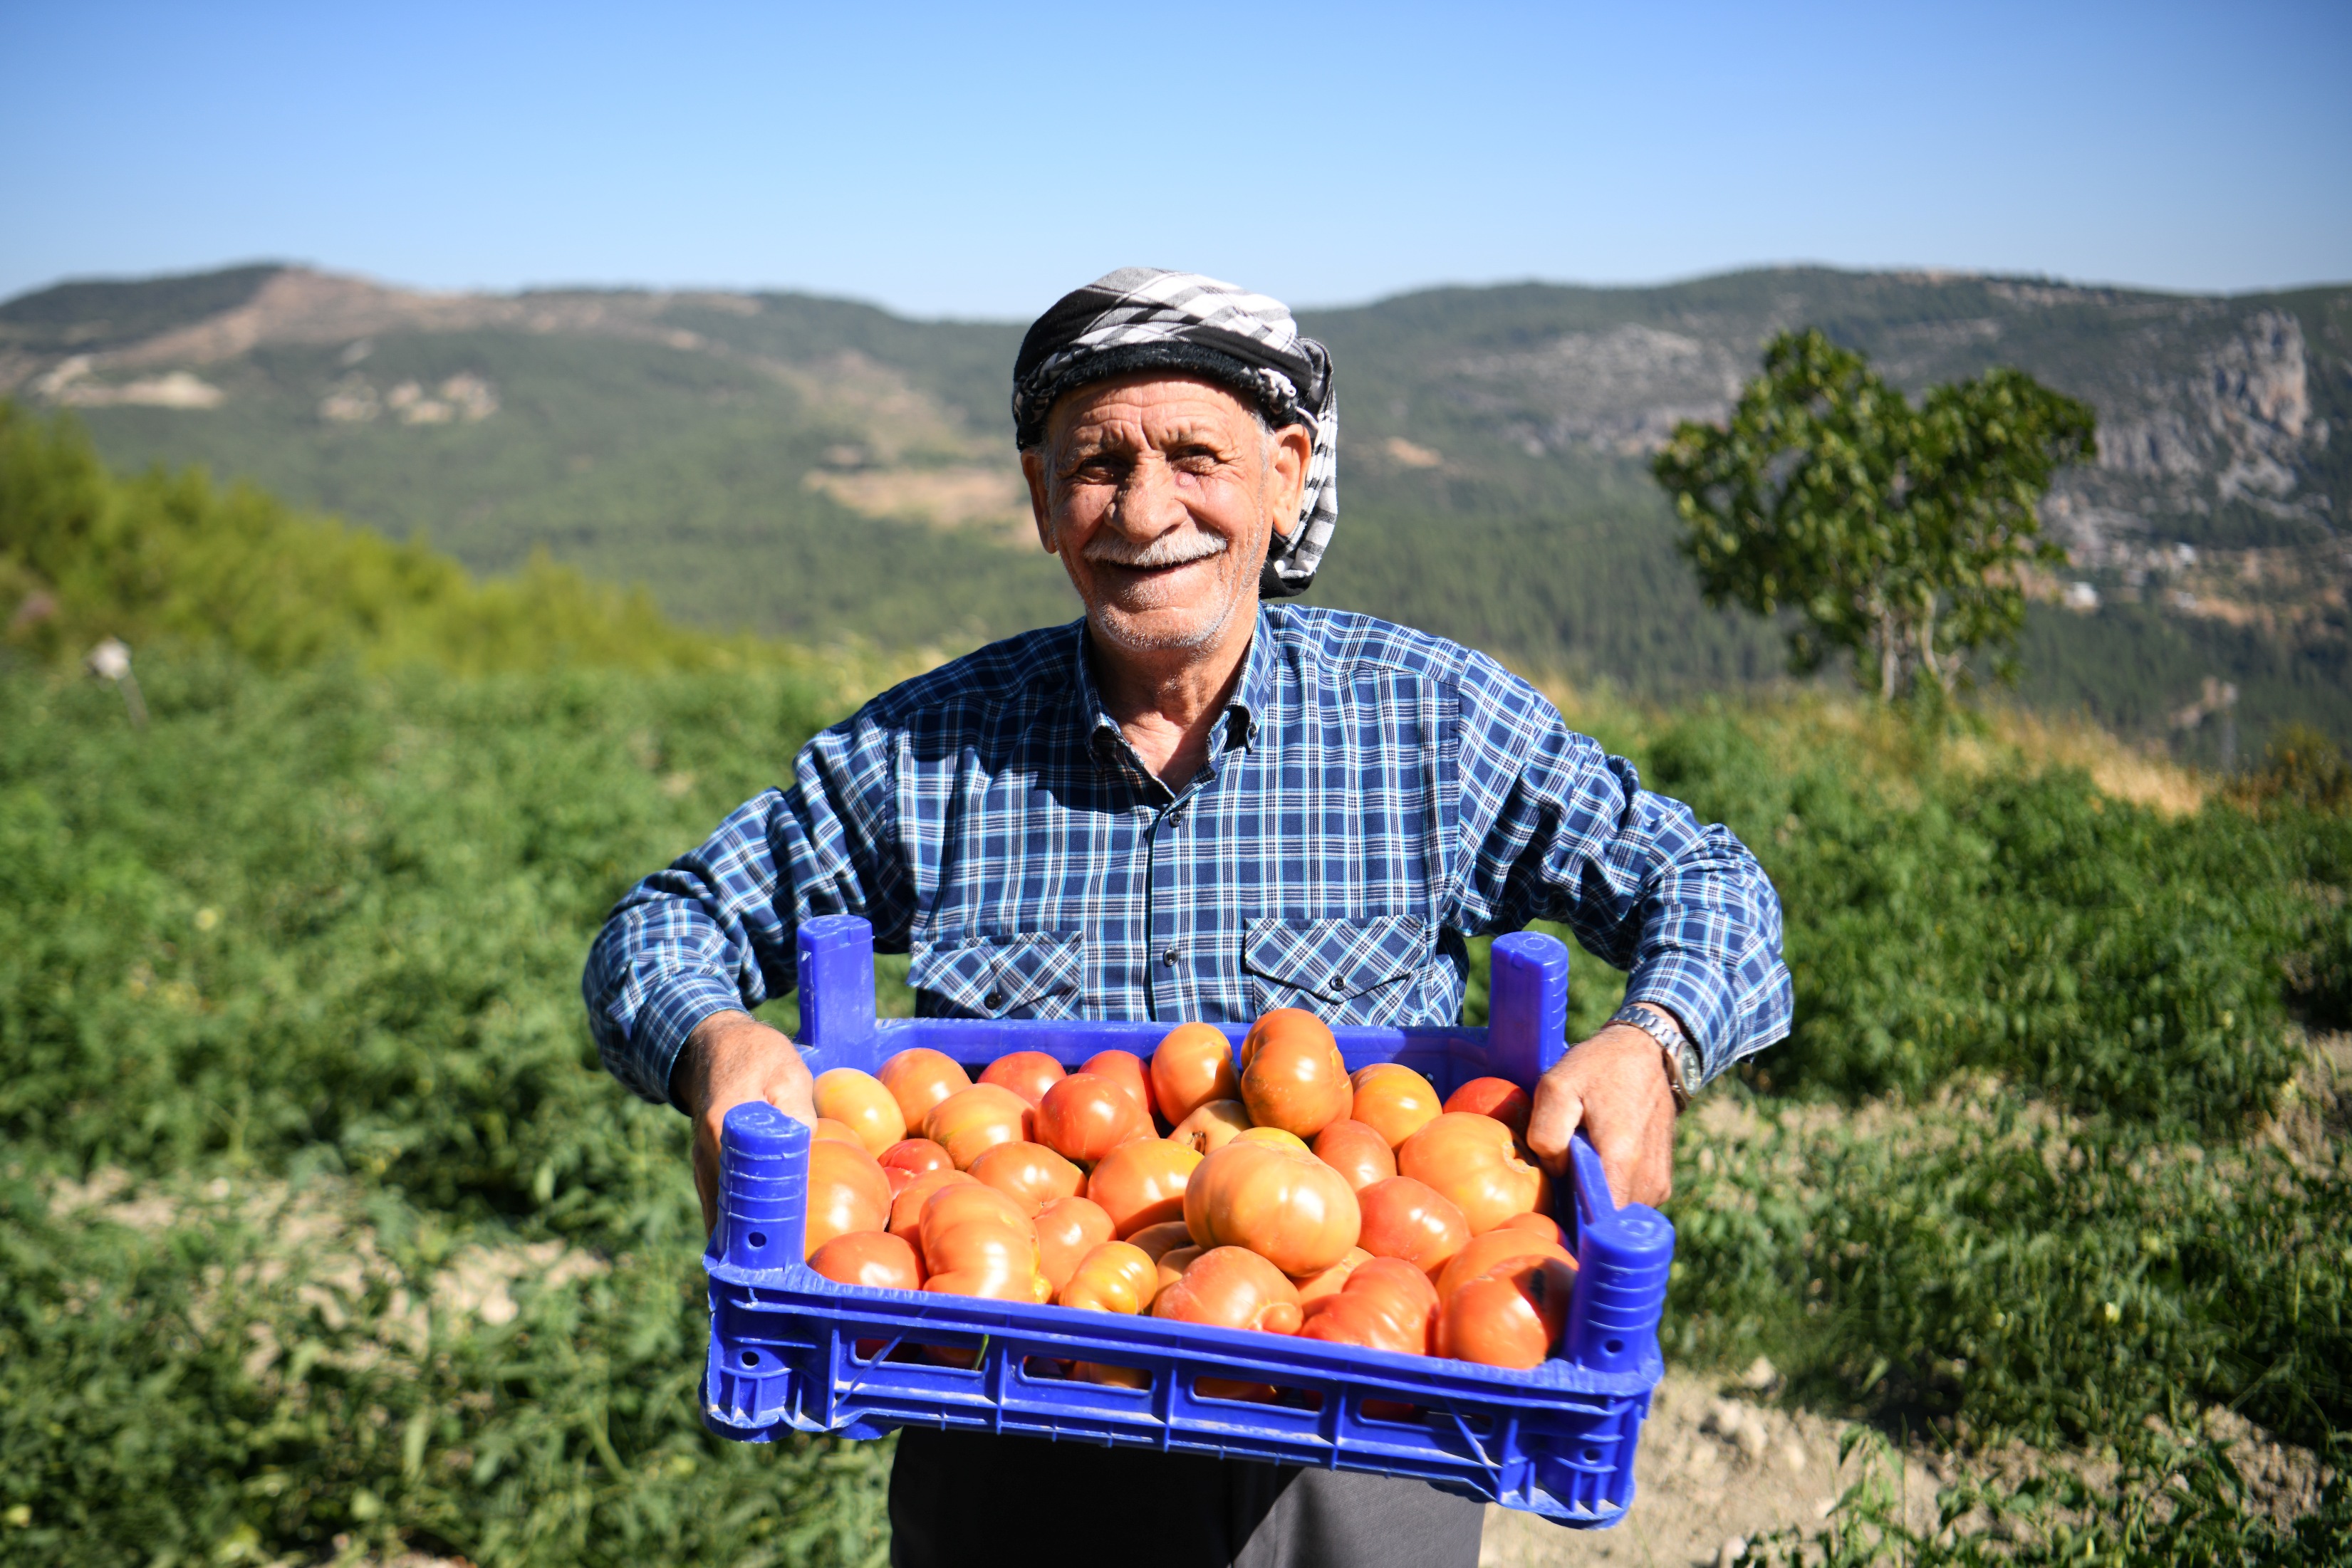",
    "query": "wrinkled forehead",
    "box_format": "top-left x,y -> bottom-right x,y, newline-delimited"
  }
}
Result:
1041,372 -> 1265,452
